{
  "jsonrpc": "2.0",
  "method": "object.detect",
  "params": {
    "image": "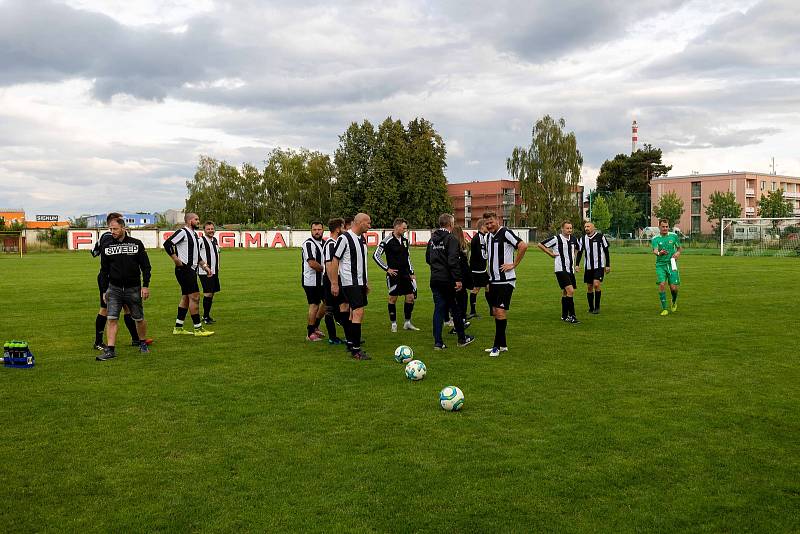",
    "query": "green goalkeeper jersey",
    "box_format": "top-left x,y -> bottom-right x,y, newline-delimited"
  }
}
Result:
651,233 -> 681,265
